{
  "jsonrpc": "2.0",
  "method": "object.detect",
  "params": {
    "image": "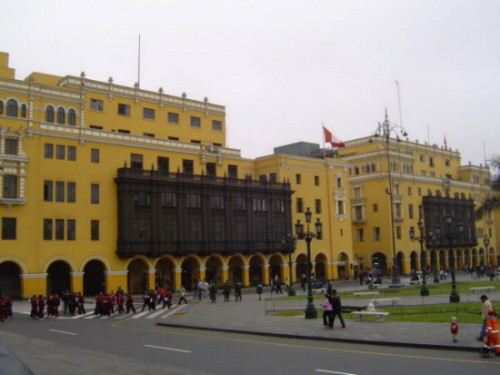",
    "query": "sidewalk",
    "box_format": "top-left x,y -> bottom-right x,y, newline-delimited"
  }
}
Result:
158,273 -> 497,352
5,273 -> 497,354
